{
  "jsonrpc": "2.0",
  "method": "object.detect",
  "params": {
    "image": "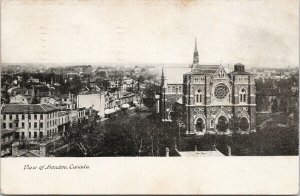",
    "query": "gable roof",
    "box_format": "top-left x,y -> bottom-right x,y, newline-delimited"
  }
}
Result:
212,65 -> 232,81
193,64 -> 220,74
